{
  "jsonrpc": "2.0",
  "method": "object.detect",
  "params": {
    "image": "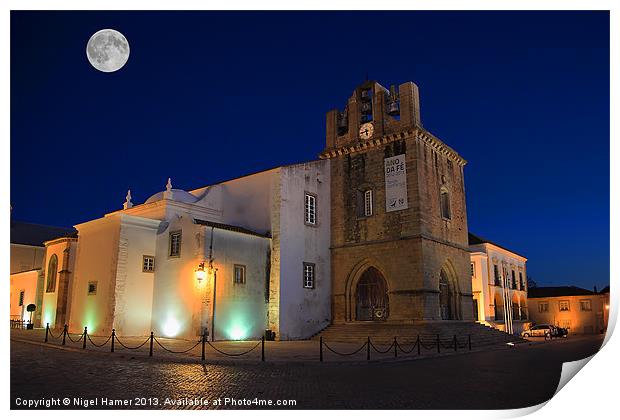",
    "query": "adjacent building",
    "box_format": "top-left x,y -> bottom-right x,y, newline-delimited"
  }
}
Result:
469,233 -> 528,334
528,286 -> 609,335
